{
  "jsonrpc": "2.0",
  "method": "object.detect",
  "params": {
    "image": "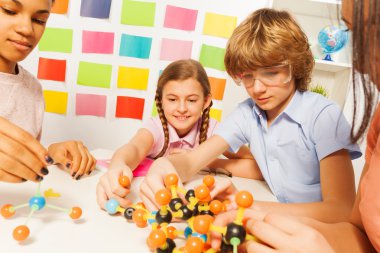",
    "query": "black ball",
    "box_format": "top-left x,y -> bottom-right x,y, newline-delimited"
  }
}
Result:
225,223 -> 246,245
123,207 -> 135,220
200,210 -> 213,216
185,189 -> 195,202
169,198 -> 183,212
156,238 -> 176,253
179,205 -> 193,220
220,238 -> 233,253
155,210 -> 173,224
